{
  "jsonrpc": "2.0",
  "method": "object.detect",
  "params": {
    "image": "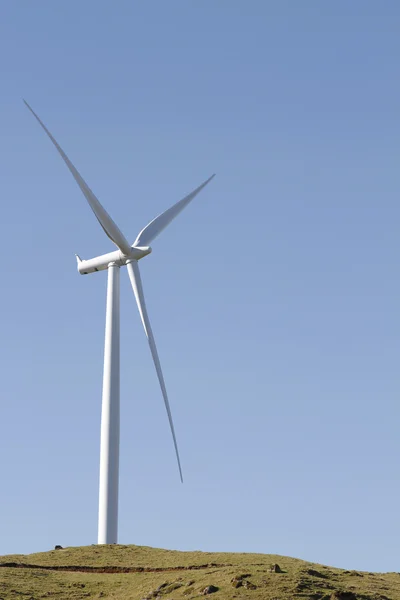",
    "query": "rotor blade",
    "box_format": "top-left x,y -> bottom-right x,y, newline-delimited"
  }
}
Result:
126,260 -> 183,482
24,100 -> 132,256
134,174 -> 215,247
